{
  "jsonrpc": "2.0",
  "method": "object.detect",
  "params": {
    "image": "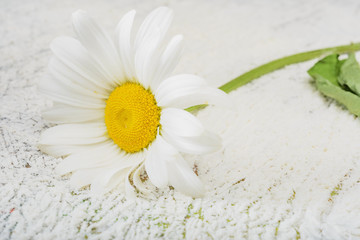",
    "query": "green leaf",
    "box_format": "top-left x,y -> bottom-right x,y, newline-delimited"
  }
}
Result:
313,74 -> 360,116
308,53 -> 360,116
338,53 -> 360,95
308,54 -> 341,86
